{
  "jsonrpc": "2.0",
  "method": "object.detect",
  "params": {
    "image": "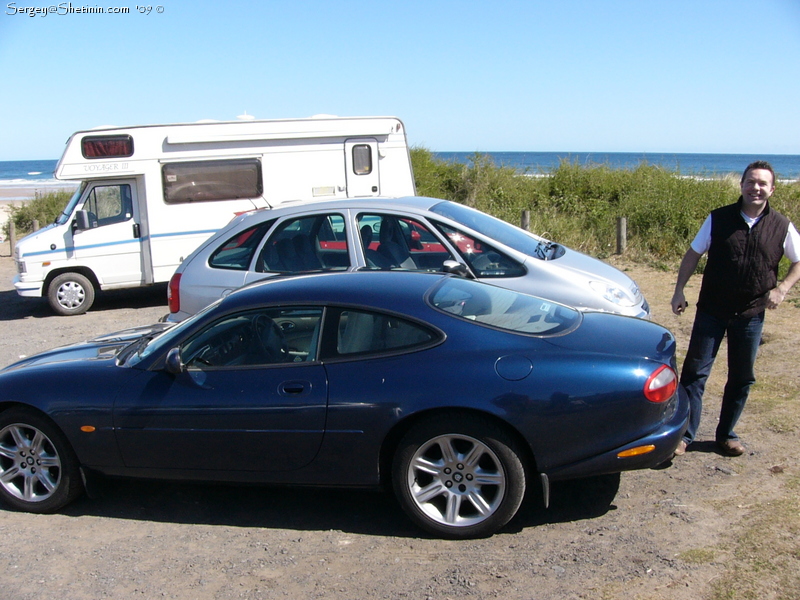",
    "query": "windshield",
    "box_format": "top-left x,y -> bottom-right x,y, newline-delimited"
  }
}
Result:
429,277 -> 581,336
55,182 -> 87,225
430,201 -> 563,260
125,299 -> 223,366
